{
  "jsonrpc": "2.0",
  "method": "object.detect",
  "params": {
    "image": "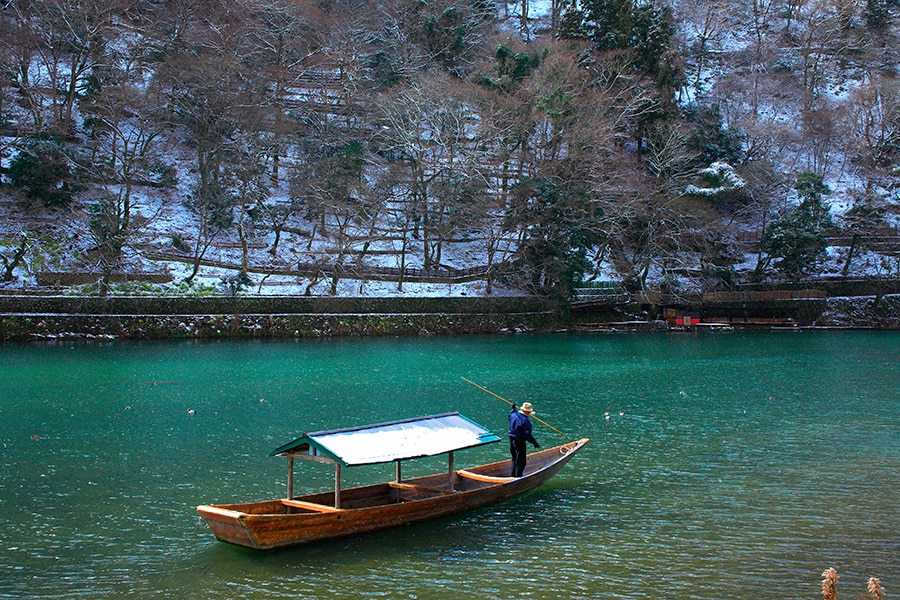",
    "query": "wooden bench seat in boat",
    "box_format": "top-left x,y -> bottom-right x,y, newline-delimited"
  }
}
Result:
456,470 -> 516,483
281,499 -> 342,512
